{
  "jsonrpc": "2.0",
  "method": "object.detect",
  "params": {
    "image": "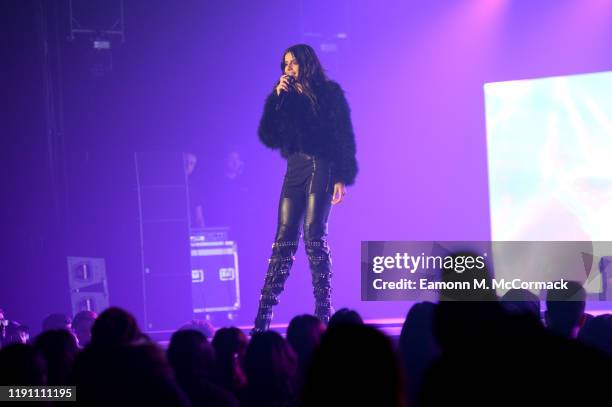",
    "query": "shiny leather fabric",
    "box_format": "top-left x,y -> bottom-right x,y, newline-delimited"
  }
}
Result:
253,154 -> 334,333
